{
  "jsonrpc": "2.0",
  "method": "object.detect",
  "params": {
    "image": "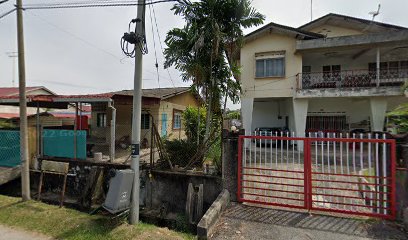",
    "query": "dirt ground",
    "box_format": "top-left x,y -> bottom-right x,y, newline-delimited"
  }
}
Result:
211,203 -> 408,240
0,225 -> 52,240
